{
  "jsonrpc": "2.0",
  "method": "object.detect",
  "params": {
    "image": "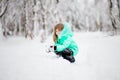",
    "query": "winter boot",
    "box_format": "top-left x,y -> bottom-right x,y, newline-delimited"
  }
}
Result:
62,48 -> 75,63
